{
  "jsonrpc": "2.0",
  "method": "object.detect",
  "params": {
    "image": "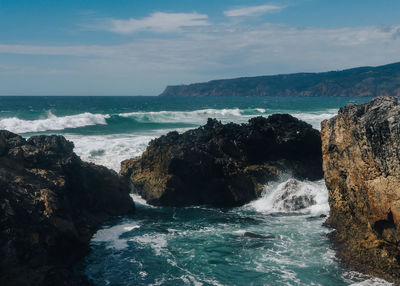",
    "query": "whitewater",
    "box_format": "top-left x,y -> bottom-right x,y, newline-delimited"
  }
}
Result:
0,102 -> 338,171
0,96 -> 391,285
